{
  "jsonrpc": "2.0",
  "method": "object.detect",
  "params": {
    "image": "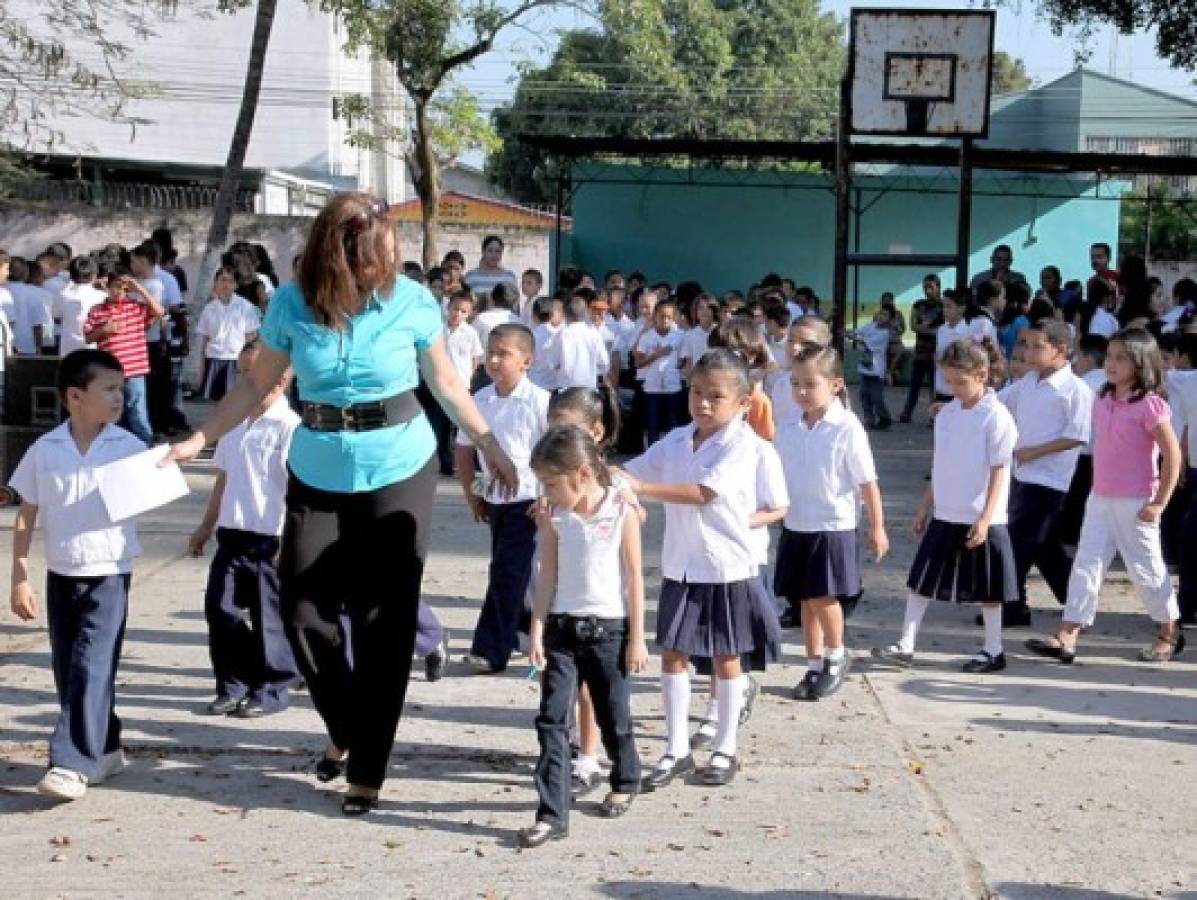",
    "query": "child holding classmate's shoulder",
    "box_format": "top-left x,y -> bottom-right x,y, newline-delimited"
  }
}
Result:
519,425 -> 647,847
872,338 -> 1019,673
457,323 -> 550,674
1027,327 -> 1184,664
9,350 -> 148,801
776,345 -> 887,700
187,341 -> 300,718
618,350 -> 781,789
